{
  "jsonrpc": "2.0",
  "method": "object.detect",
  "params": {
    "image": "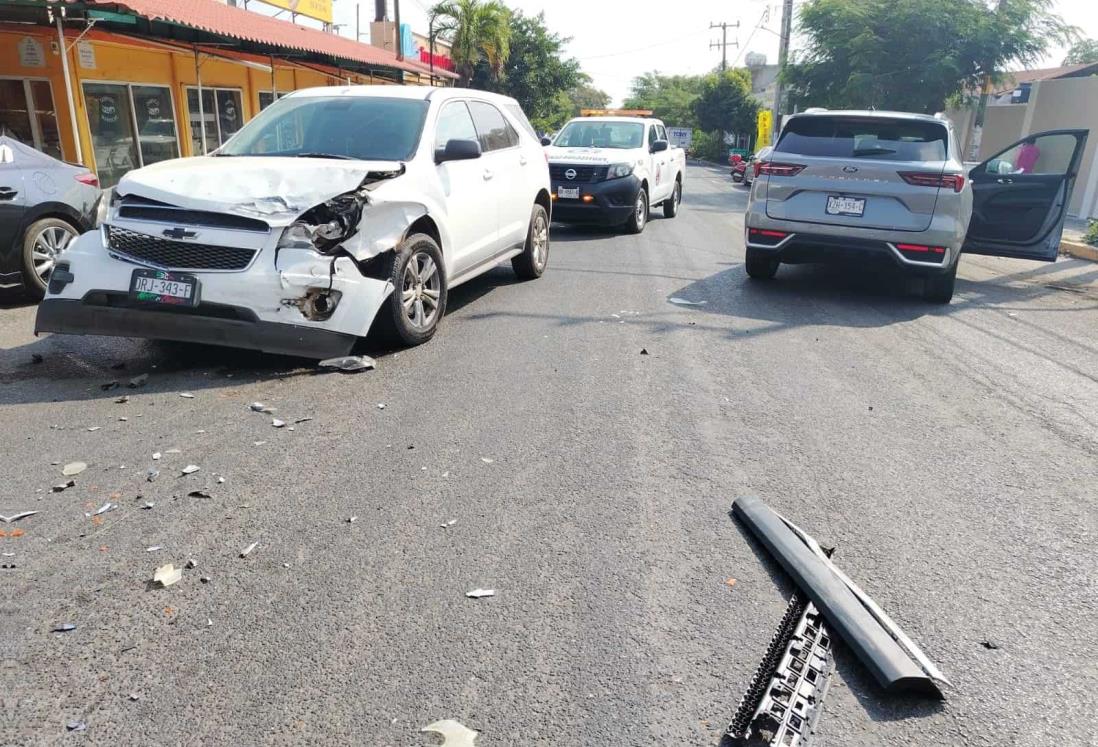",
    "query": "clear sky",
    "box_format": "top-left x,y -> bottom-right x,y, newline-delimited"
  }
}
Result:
253,0 -> 1098,105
